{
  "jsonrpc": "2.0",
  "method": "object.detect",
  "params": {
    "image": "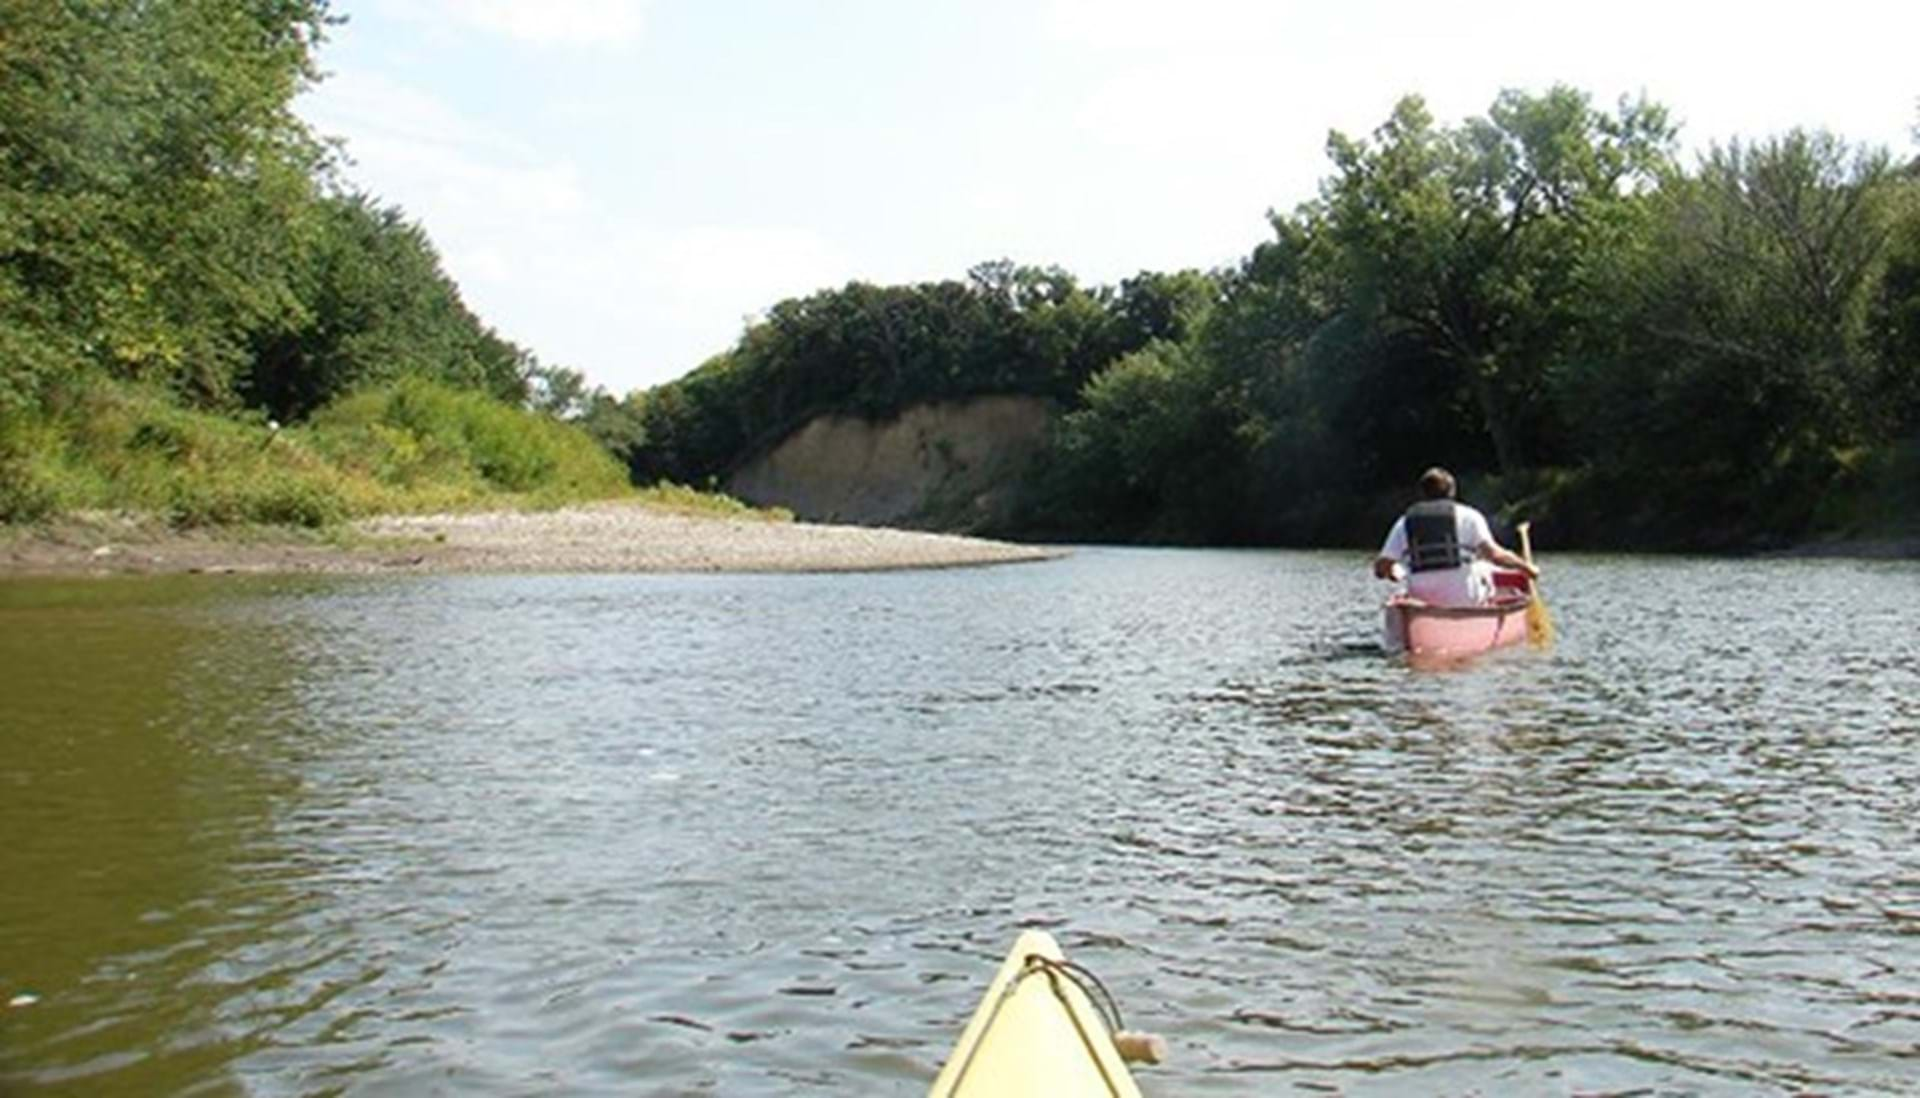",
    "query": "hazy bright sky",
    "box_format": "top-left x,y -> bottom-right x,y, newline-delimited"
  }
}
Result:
297,1 -> 1919,396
